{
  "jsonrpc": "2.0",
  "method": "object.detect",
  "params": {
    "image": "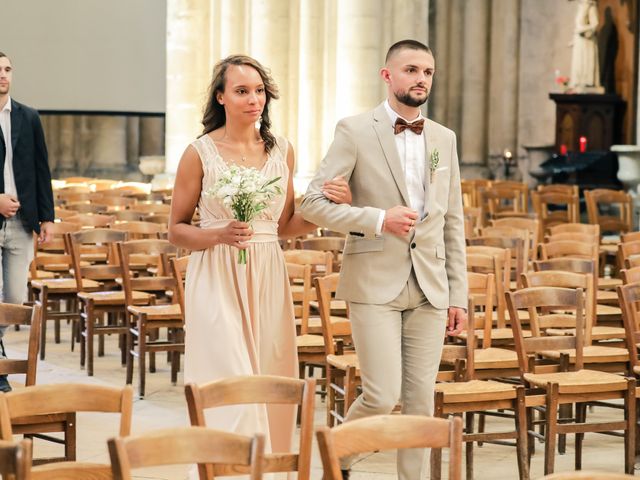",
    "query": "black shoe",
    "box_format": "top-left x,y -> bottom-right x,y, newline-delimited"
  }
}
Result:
0,375 -> 11,393
341,469 -> 350,480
